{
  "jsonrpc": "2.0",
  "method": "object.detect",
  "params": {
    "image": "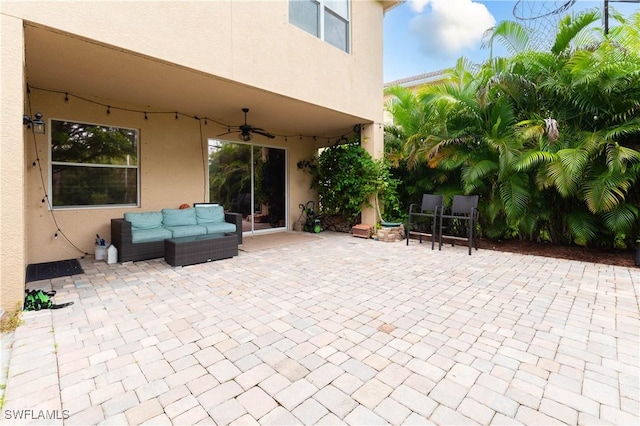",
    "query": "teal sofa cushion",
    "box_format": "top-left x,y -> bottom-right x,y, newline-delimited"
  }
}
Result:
195,205 -> 225,224
201,222 -> 237,235
125,212 -> 163,230
162,208 -> 197,227
131,227 -> 173,243
164,225 -> 208,238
